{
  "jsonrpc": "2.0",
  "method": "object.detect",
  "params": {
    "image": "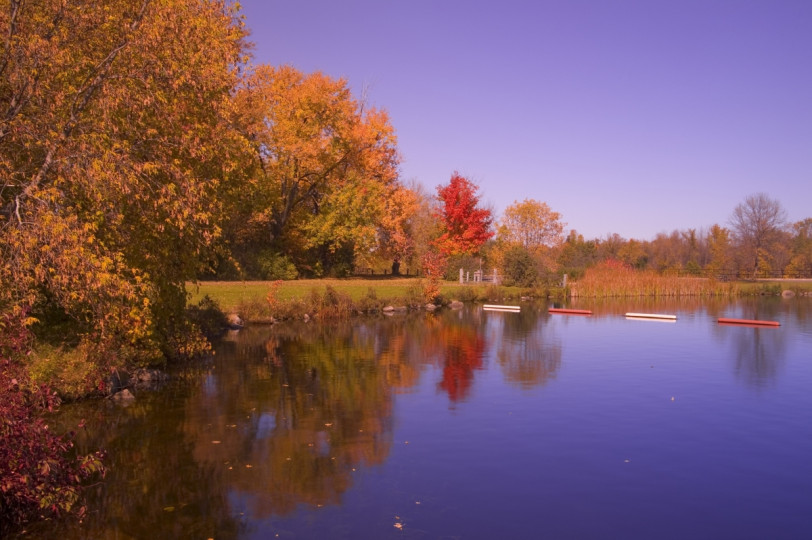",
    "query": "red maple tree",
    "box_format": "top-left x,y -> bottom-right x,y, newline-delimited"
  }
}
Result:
434,172 -> 494,256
